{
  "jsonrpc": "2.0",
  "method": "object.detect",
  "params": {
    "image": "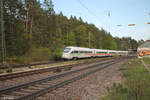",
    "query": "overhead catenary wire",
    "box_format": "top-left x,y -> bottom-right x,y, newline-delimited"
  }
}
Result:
76,0 -> 105,29
77,0 -> 99,19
